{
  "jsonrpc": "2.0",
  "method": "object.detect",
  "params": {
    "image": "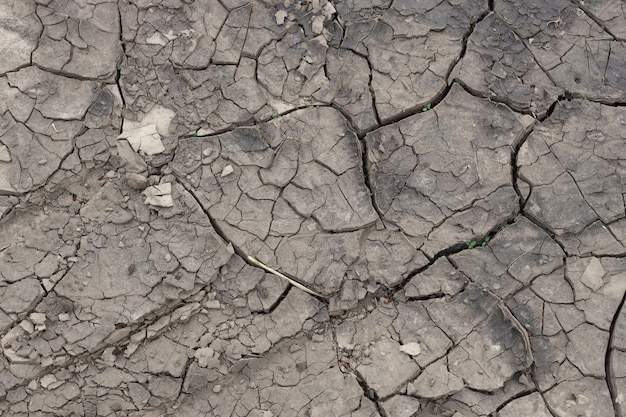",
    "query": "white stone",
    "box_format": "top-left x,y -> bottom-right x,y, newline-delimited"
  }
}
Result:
275,10 -> 288,25
322,2 -> 336,17
400,342 -> 422,356
30,312 -> 46,325
142,182 -> 173,207
312,16 -> 325,34
221,165 -> 234,177
146,31 -> 169,46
